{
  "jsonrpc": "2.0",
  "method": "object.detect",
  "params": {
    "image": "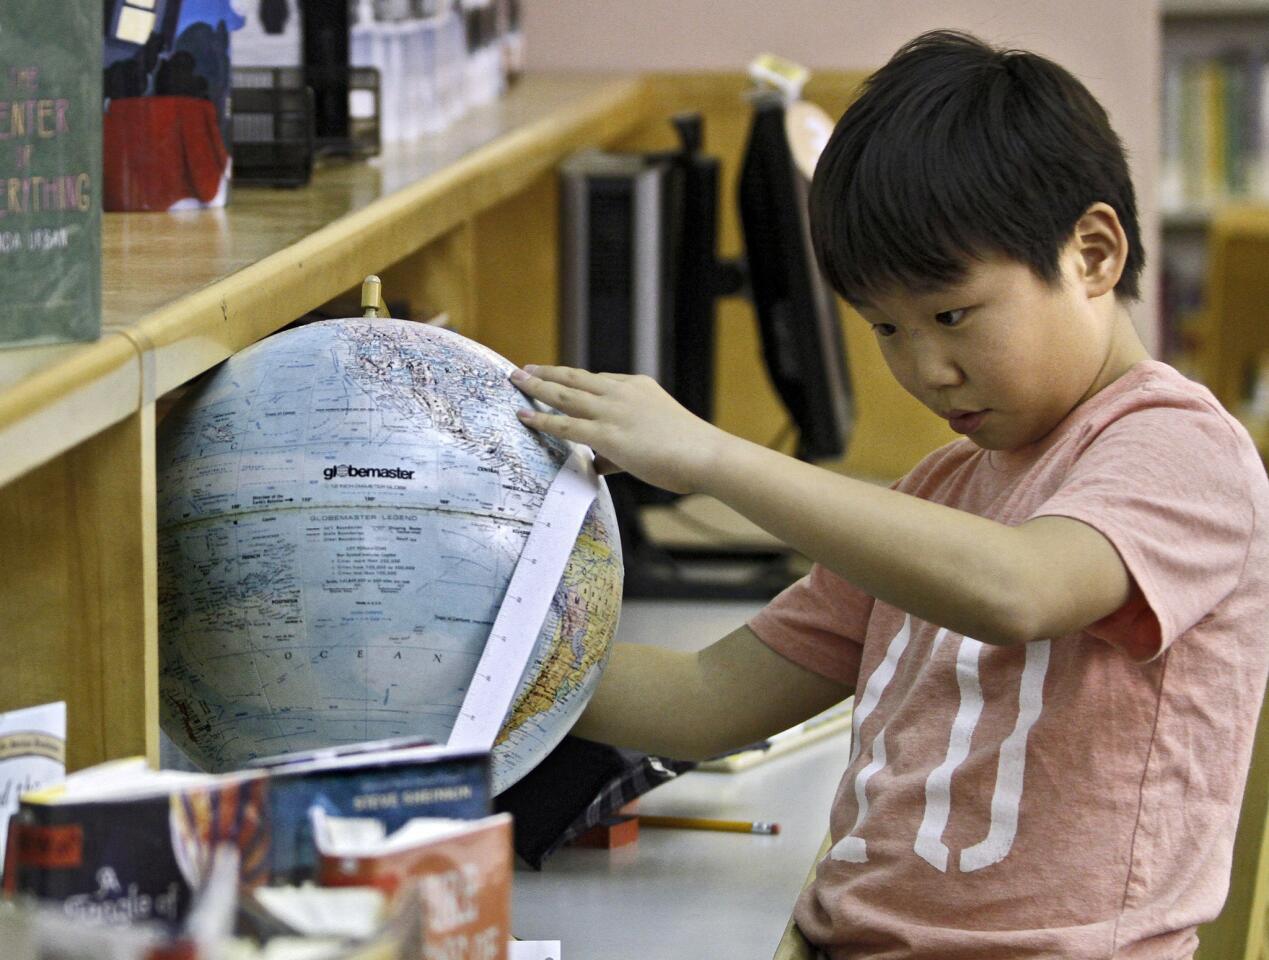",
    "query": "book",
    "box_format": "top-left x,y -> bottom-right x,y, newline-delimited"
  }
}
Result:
4,742 -> 490,929
0,702 -> 66,880
697,700 -> 854,773
101,0 -> 241,210
314,810 -> 512,960
1160,47 -> 1269,212
0,844 -> 422,960
0,0 -> 102,347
